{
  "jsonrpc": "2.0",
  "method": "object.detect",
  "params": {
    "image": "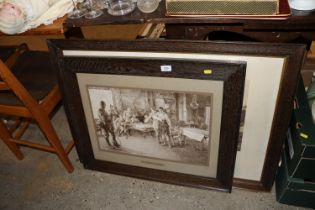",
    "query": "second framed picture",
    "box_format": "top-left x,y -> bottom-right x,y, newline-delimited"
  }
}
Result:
48,39 -> 246,192
48,39 -> 305,191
